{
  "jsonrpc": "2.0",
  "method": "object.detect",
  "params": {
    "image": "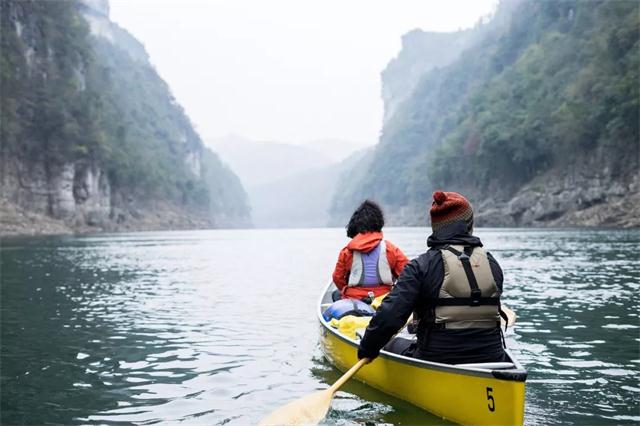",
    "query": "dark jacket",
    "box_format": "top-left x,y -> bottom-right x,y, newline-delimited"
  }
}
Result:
357,221 -> 508,364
